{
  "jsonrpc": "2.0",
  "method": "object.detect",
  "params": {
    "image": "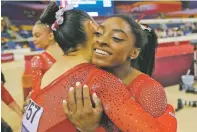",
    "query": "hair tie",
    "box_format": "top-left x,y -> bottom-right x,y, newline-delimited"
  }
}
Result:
51,4 -> 75,31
